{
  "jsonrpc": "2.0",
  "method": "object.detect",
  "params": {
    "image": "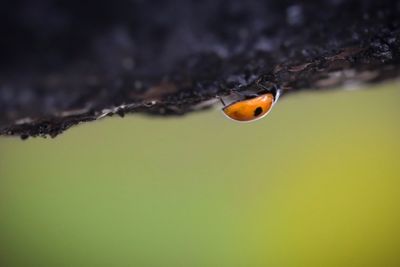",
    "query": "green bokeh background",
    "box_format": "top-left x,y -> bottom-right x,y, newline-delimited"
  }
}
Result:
0,84 -> 399,266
